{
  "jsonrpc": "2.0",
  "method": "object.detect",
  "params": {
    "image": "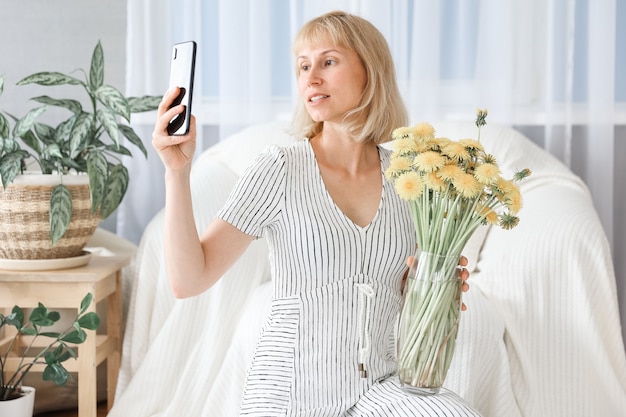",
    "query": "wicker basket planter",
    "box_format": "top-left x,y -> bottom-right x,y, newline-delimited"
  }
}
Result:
0,174 -> 99,260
